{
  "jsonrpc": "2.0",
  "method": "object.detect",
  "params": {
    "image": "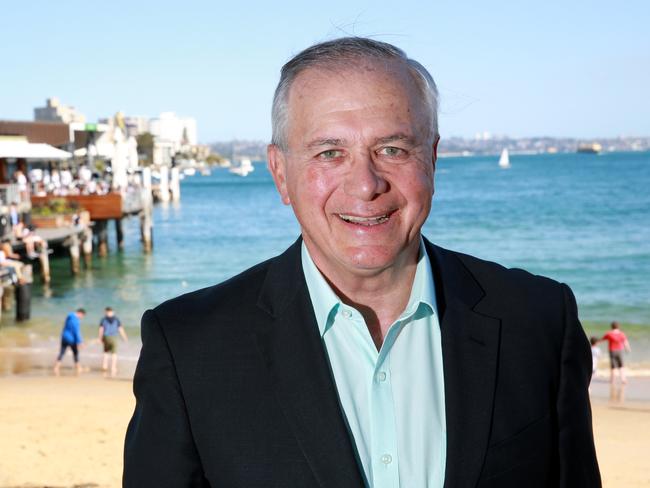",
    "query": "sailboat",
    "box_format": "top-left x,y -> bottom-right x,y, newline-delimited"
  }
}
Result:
229,157 -> 254,177
498,148 -> 511,169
